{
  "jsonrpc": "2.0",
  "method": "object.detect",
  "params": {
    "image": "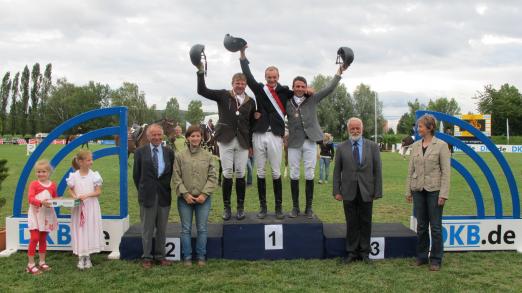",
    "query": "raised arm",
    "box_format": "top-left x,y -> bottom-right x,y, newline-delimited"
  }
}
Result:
312,65 -> 348,103
239,48 -> 264,96
312,74 -> 342,104
196,67 -> 225,102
